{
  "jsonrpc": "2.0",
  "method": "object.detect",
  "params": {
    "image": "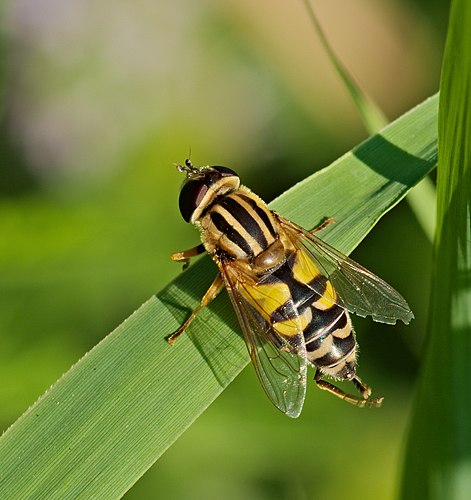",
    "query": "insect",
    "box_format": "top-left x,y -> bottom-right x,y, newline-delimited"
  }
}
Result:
168,160 -> 413,417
